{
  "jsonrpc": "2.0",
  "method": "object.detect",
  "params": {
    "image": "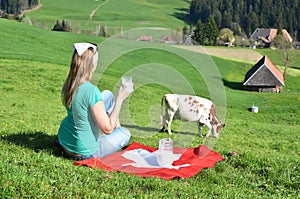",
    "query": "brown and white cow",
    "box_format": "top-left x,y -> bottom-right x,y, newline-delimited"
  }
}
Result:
160,94 -> 225,137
